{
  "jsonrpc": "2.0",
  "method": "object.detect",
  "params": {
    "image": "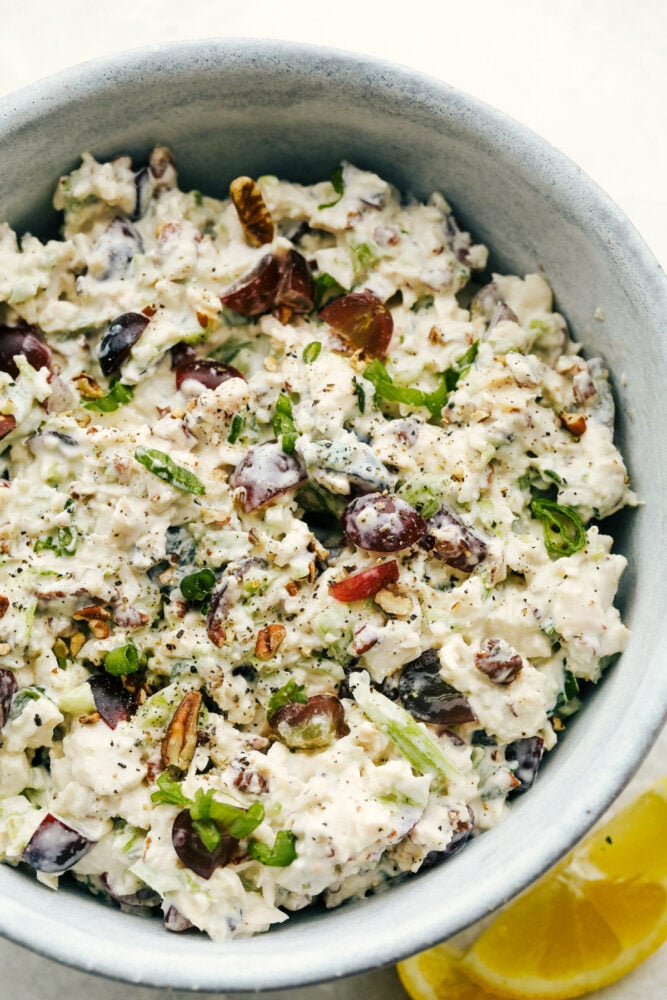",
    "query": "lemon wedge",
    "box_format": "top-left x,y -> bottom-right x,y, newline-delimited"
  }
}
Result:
397,777 -> 667,1000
